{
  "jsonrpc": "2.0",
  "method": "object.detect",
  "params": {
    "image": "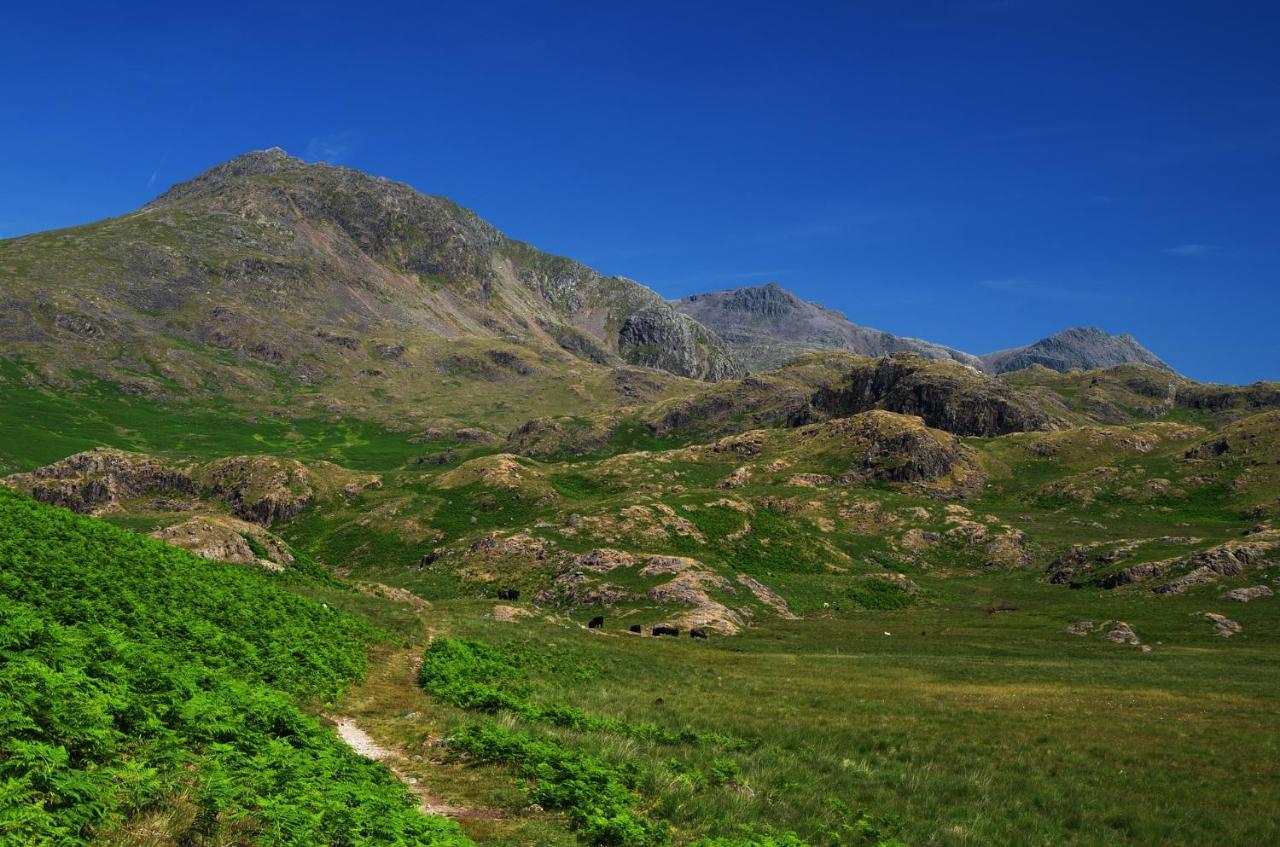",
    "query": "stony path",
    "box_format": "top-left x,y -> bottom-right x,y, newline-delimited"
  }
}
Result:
332,715 -> 498,820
